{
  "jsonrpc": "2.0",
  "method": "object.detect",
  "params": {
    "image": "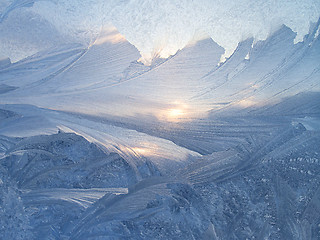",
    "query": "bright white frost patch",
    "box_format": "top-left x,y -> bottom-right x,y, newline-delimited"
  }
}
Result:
1,0 -> 320,64
315,24 -> 320,39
